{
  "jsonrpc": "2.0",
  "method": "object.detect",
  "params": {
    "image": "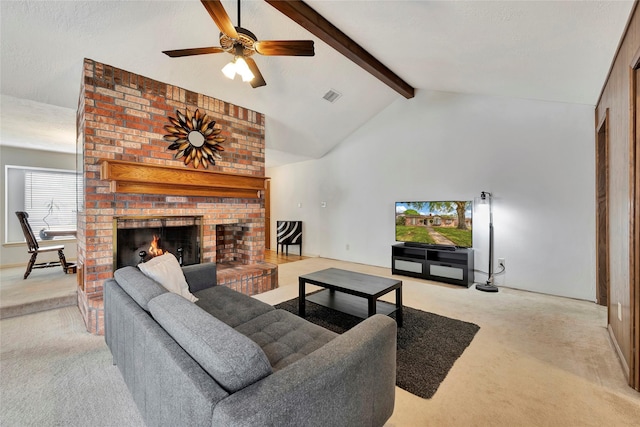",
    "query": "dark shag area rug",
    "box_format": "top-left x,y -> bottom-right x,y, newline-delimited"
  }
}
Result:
275,297 -> 480,399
